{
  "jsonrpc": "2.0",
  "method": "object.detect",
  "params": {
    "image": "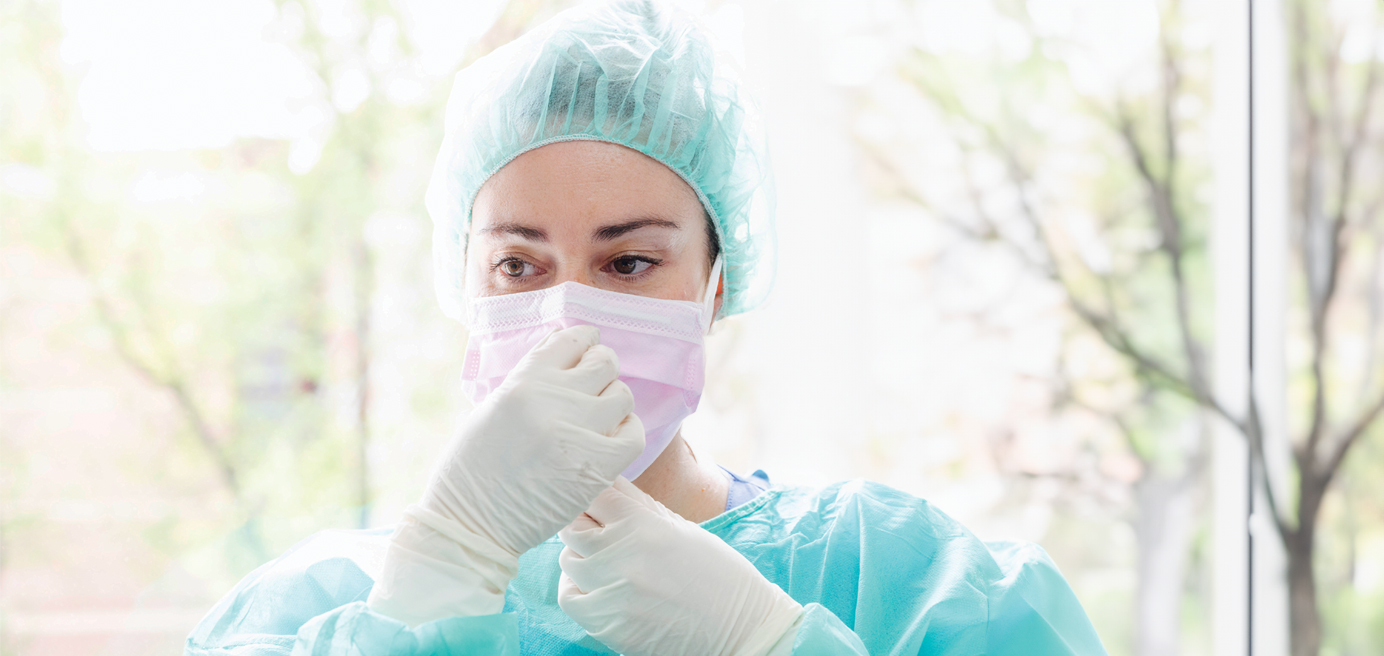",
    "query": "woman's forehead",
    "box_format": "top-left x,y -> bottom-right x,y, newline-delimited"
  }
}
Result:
471,141 -> 705,230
